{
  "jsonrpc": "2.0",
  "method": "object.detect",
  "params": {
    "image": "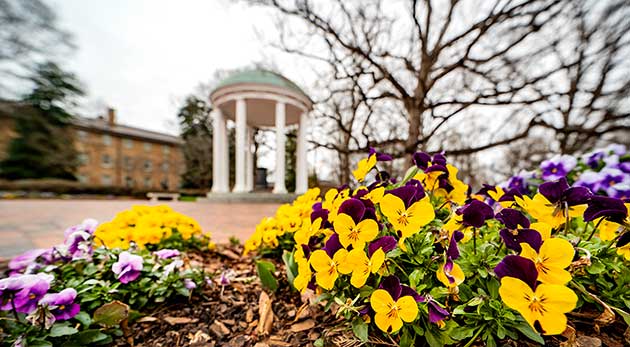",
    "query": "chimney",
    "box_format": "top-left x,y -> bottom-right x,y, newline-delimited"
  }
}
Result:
107,107 -> 116,125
